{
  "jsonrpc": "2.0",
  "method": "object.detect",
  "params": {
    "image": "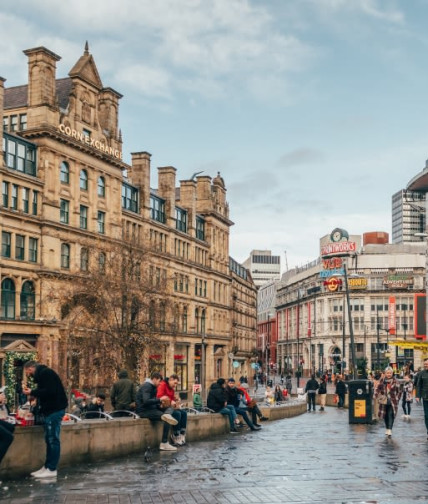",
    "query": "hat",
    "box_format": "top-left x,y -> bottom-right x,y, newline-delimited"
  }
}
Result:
227,377 -> 235,383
